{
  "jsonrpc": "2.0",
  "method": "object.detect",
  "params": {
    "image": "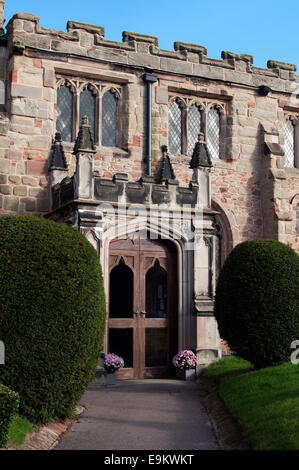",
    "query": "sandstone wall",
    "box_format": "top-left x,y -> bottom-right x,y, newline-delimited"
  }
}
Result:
0,13 -> 298,251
